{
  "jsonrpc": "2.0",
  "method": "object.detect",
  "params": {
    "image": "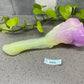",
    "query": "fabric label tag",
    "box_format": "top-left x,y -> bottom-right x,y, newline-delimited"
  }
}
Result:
44,58 -> 62,65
